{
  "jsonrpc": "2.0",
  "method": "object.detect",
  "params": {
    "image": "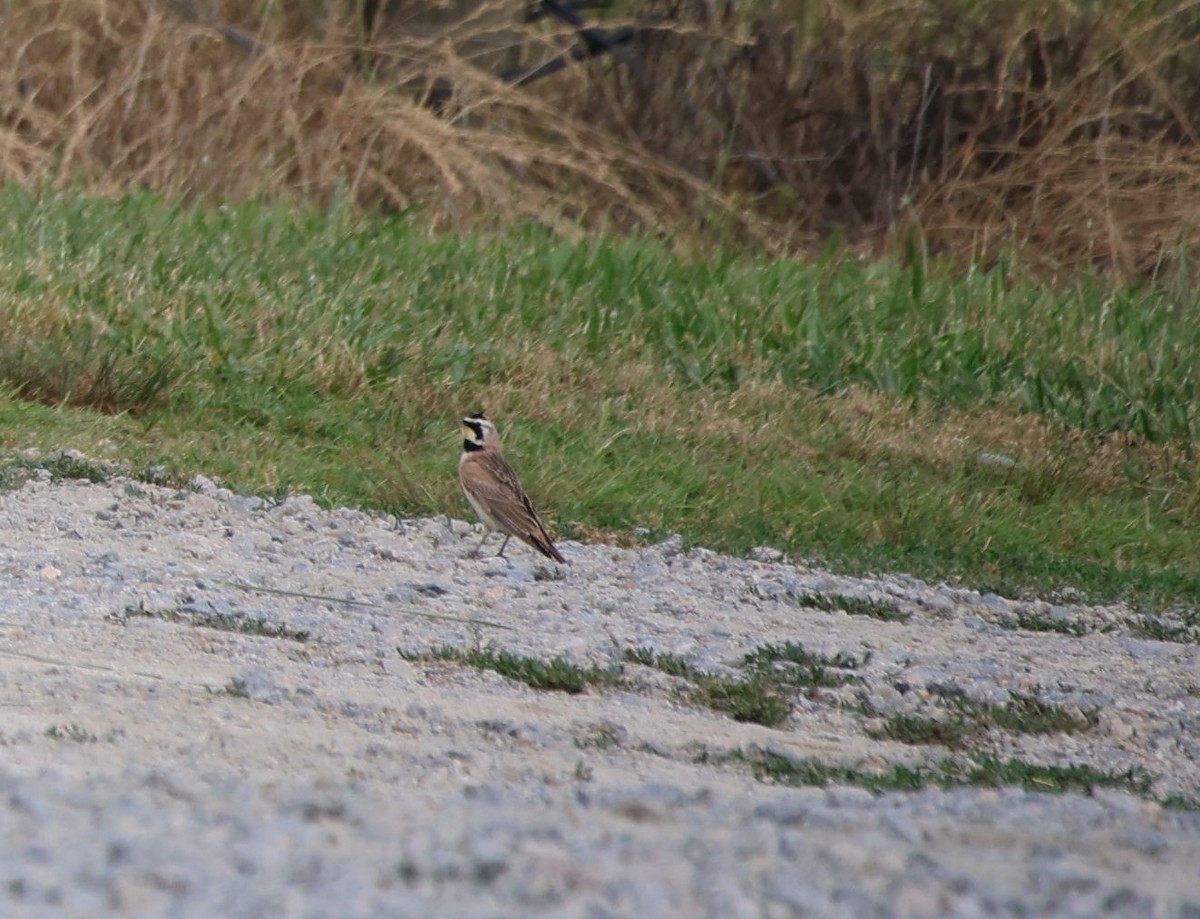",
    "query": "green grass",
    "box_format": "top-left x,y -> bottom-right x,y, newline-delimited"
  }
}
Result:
116,603 -> 311,642
625,642 -> 865,726
740,642 -> 868,691
399,646 -> 622,694
969,693 -> 1098,735
622,647 -> 791,725
870,693 -> 1098,749
870,713 -> 977,748
574,722 -> 624,749
44,723 -> 125,744
756,588 -> 911,623
0,188 -> 1199,607
997,610 -> 1095,638
729,748 -> 1154,797
1160,793 -> 1200,811
1131,610 -> 1200,645
44,724 -> 100,744
407,642 -> 861,725
0,452 -> 118,490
